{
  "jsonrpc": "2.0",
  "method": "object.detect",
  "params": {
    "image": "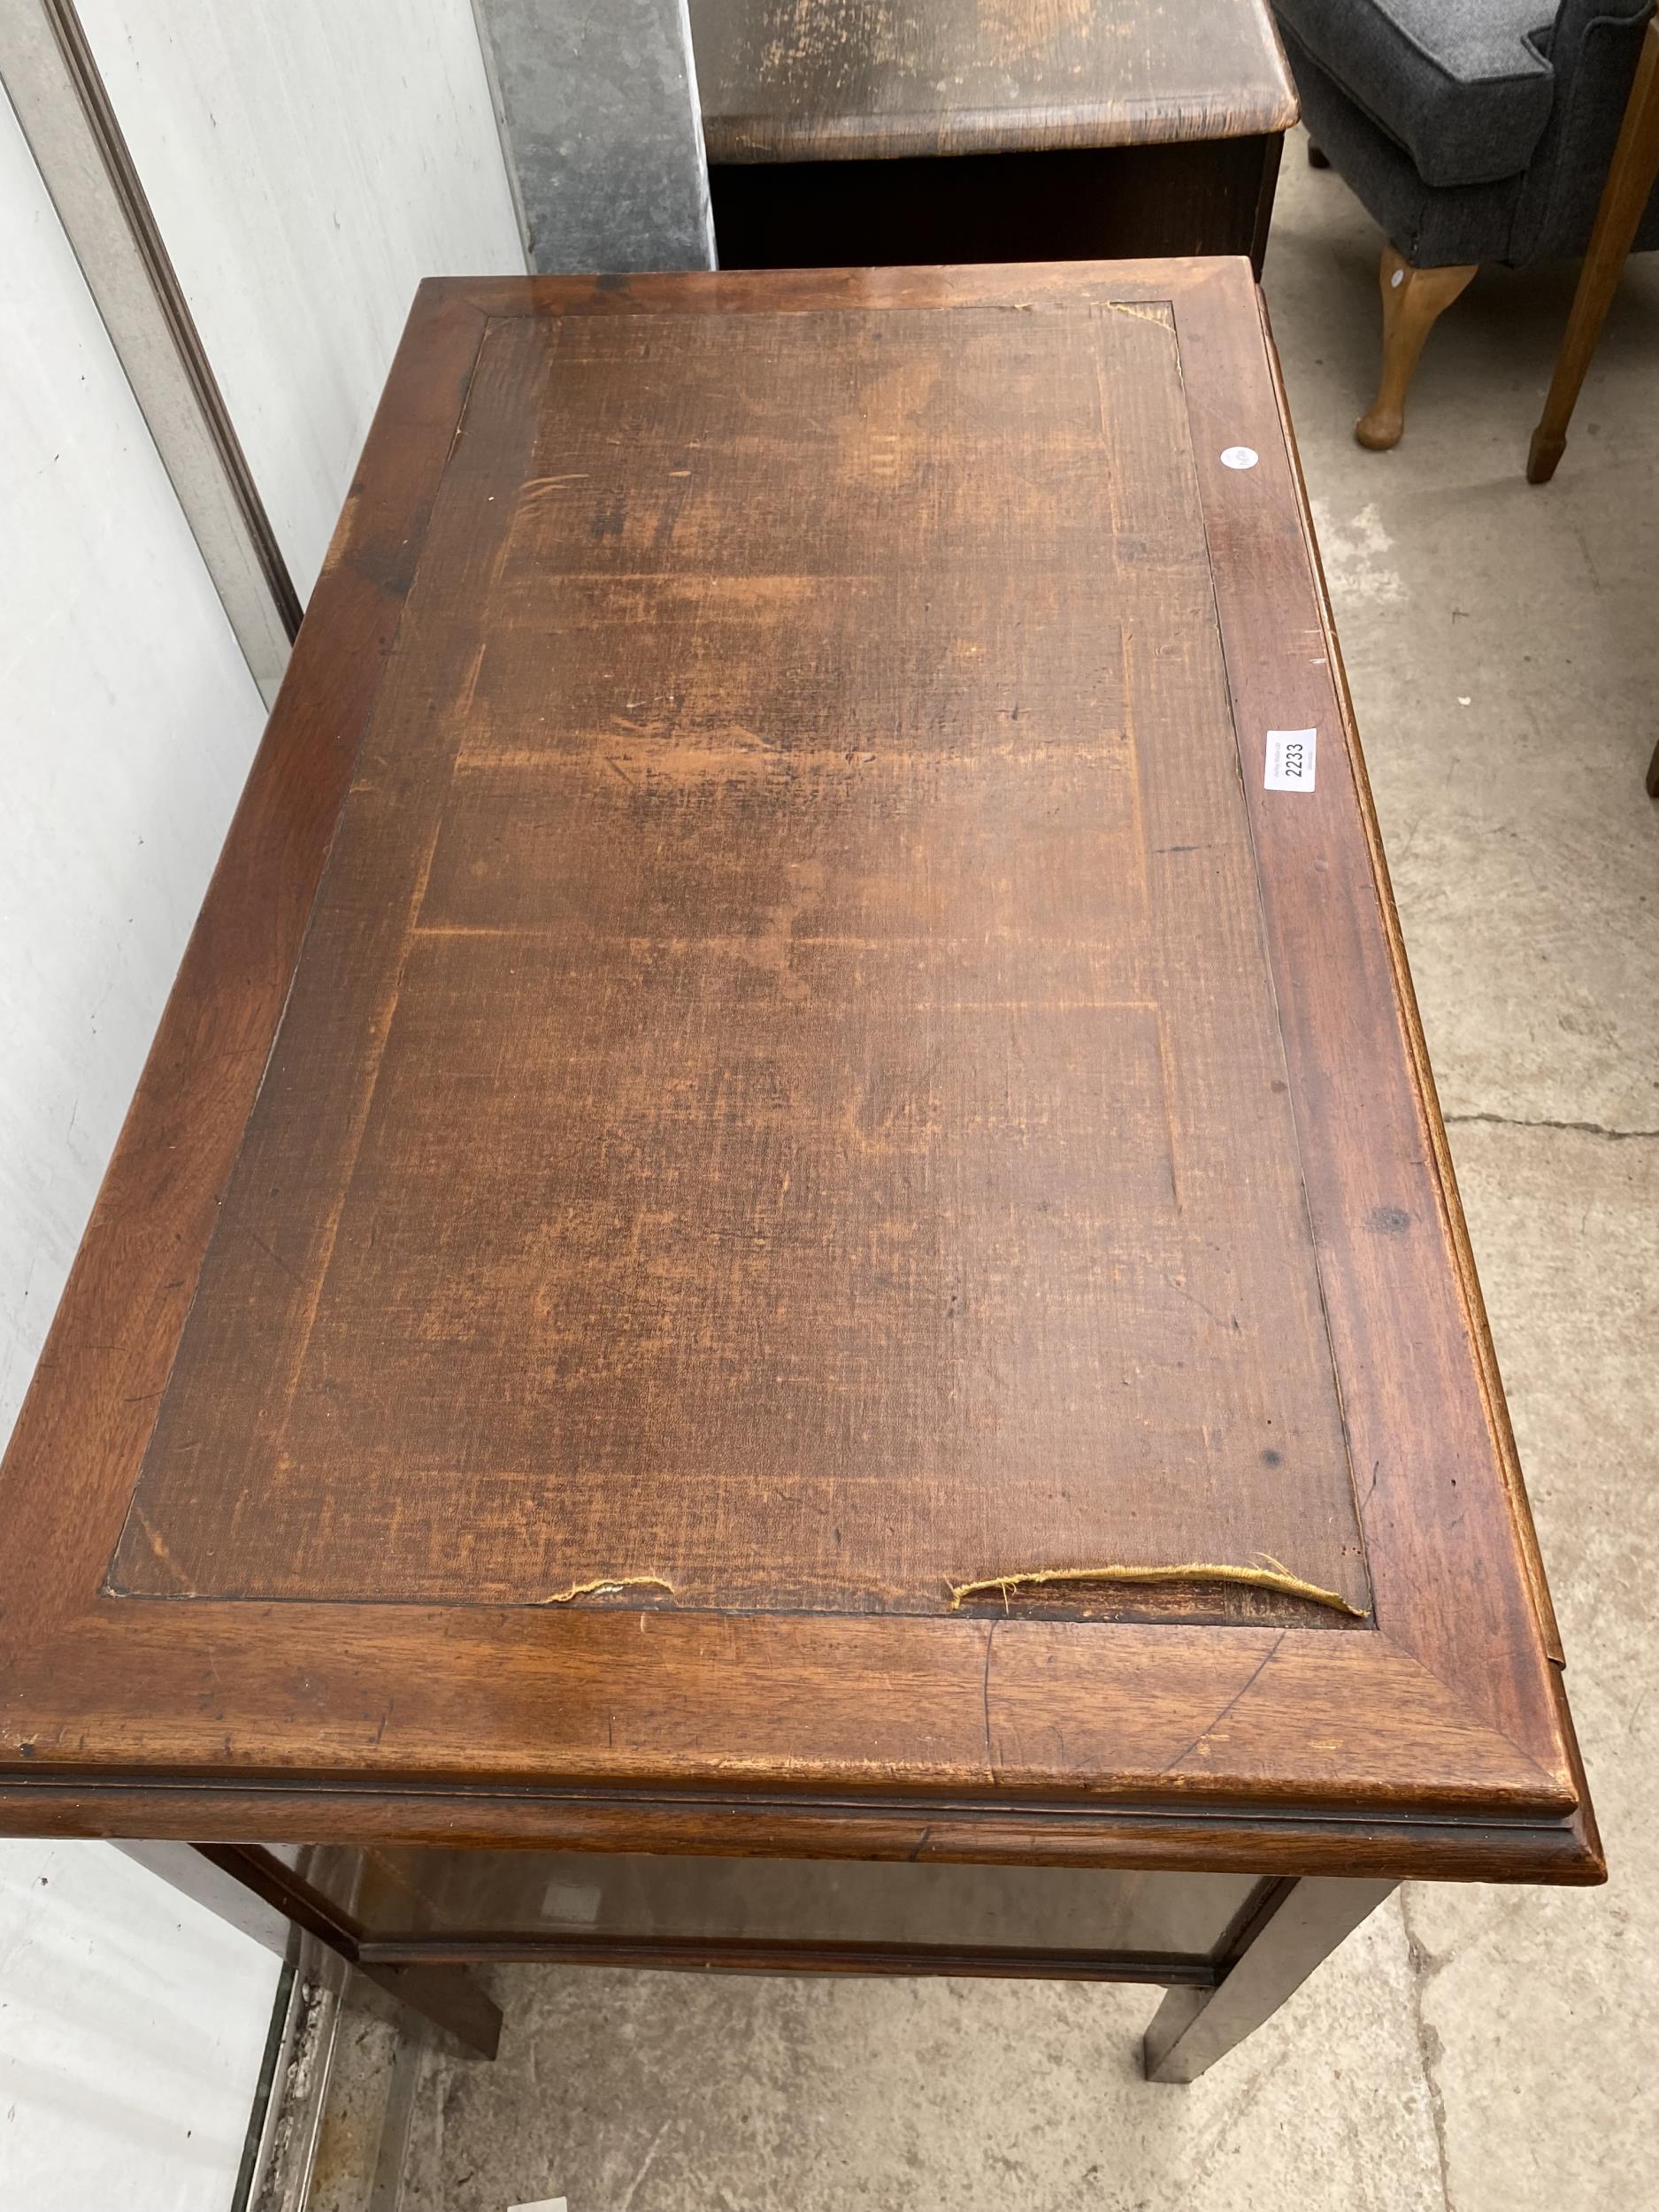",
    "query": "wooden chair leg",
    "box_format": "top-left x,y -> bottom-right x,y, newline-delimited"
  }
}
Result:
1529,16 -> 1659,483
1356,244 -> 1478,451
